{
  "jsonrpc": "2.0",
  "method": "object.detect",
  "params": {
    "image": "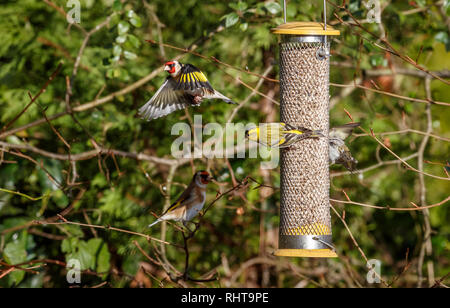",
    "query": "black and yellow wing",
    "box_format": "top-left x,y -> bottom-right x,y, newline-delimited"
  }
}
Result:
138,77 -> 194,121
278,123 -> 311,148
174,64 -> 215,92
162,179 -> 196,215
164,196 -> 188,214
